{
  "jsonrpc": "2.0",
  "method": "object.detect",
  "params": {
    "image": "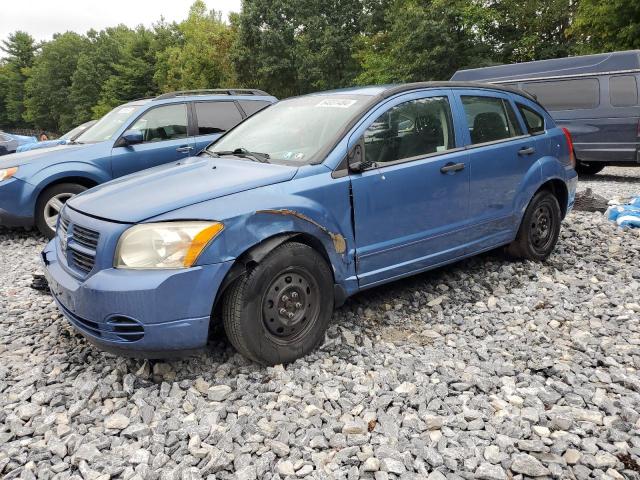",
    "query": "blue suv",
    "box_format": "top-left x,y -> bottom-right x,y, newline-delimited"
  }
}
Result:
42,82 -> 577,365
0,89 -> 277,238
